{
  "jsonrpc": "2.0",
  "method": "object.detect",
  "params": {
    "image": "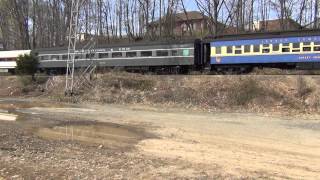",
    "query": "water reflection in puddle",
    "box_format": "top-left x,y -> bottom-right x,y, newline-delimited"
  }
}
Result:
36,123 -> 143,147
0,111 -> 18,121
